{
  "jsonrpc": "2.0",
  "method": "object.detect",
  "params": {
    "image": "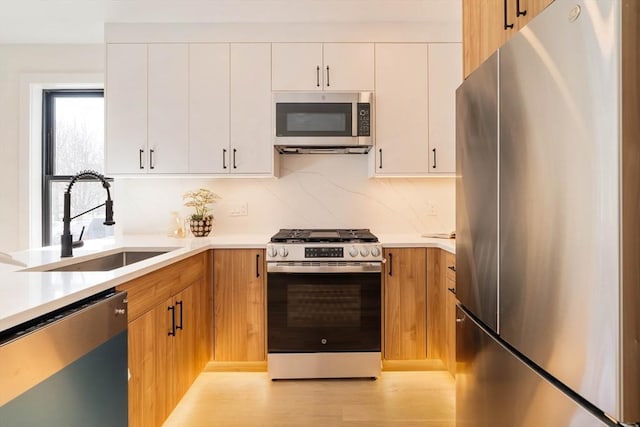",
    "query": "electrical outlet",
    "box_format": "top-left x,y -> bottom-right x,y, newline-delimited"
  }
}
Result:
426,202 -> 437,216
229,202 -> 248,217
